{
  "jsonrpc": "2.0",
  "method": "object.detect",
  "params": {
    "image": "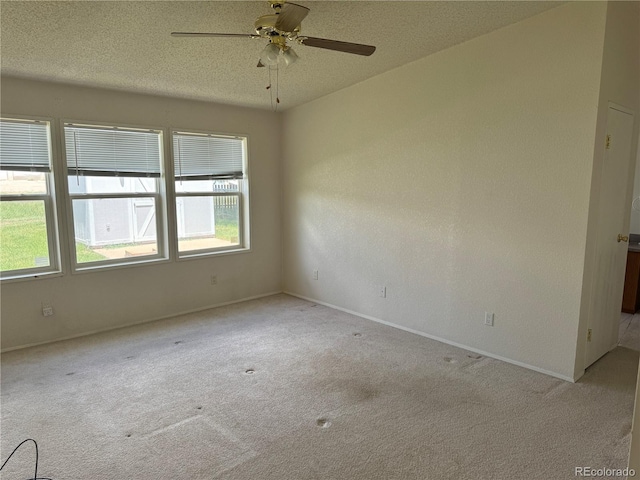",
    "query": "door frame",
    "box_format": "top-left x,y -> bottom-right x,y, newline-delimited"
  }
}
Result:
584,101 -> 637,371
